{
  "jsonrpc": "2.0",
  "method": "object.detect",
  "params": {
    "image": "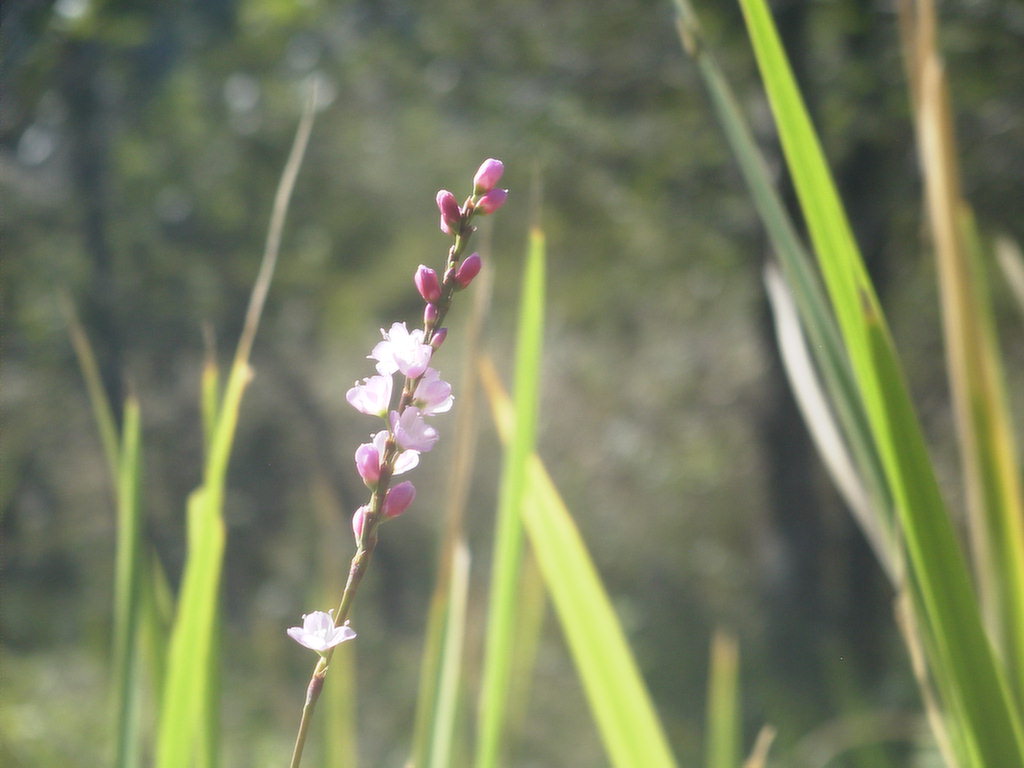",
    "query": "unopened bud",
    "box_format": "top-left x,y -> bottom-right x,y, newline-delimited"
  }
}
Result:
473,158 -> 504,194
415,265 -> 442,303
352,505 -> 369,540
354,443 -> 380,487
383,481 -> 416,519
475,188 -> 507,215
454,252 -> 482,288
424,303 -> 439,327
436,190 -> 461,234
430,327 -> 448,350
